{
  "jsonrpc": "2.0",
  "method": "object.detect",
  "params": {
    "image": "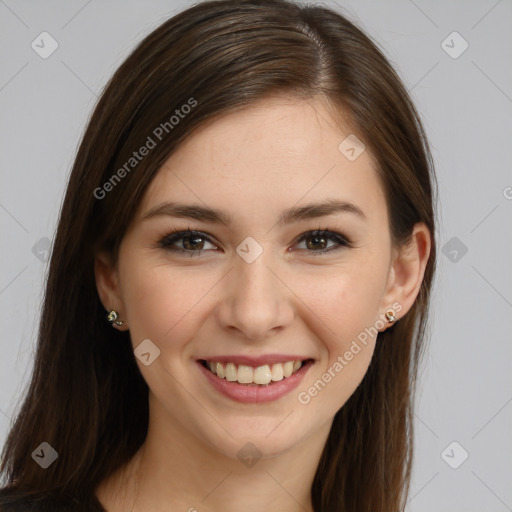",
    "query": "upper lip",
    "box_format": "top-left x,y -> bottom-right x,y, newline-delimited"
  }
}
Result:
198,354 -> 313,366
